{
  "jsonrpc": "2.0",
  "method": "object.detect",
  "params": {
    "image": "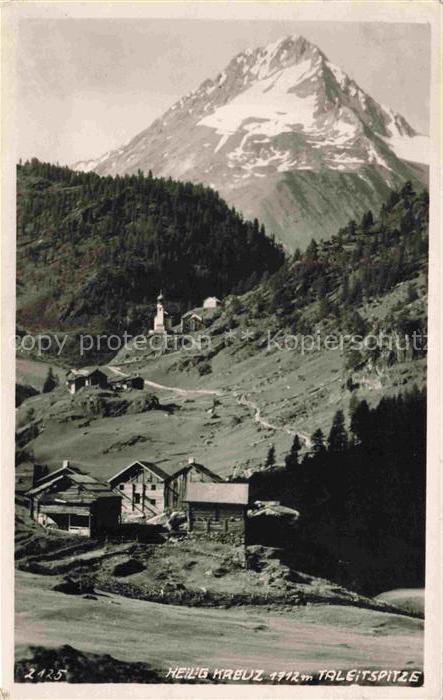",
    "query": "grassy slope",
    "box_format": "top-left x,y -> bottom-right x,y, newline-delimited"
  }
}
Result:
16,358 -> 64,392
16,272 -> 426,482
15,569 -> 423,675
